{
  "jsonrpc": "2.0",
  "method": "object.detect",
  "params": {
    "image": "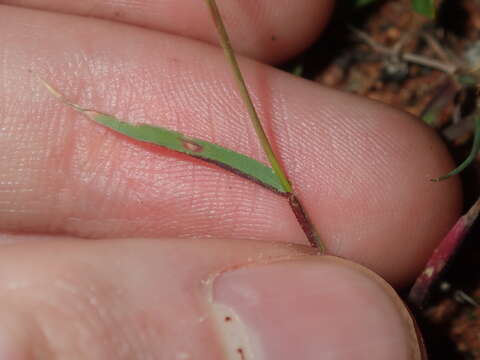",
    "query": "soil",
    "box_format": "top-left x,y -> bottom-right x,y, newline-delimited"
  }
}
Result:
285,0 -> 480,358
